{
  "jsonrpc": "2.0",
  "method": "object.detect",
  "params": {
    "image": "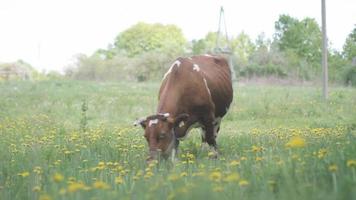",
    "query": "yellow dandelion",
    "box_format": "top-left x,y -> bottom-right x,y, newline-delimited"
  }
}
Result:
318,149 -> 328,159
93,181 -> 110,189
39,194 -> 52,200
168,174 -> 180,181
59,188 -> 66,195
32,186 -> 41,192
180,172 -> 188,177
213,186 -> 224,192
239,179 -> 249,187
255,157 -> 263,162
240,156 -> 247,161
347,159 -> 356,168
52,173 -> 64,183
115,176 -> 124,184
229,160 -> 240,166
224,172 -> 240,182
67,182 -> 86,193
209,171 -> 222,182
18,171 -> 30,177
285,136 -> 306,148
251,145 -> 263,153
328,164 -> 338,173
